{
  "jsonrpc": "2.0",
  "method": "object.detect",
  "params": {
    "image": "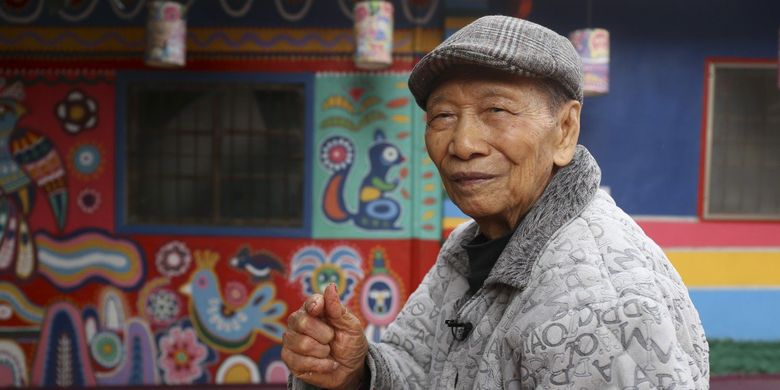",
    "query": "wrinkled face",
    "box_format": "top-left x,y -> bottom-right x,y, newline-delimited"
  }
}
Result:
425,69 -> 567,233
